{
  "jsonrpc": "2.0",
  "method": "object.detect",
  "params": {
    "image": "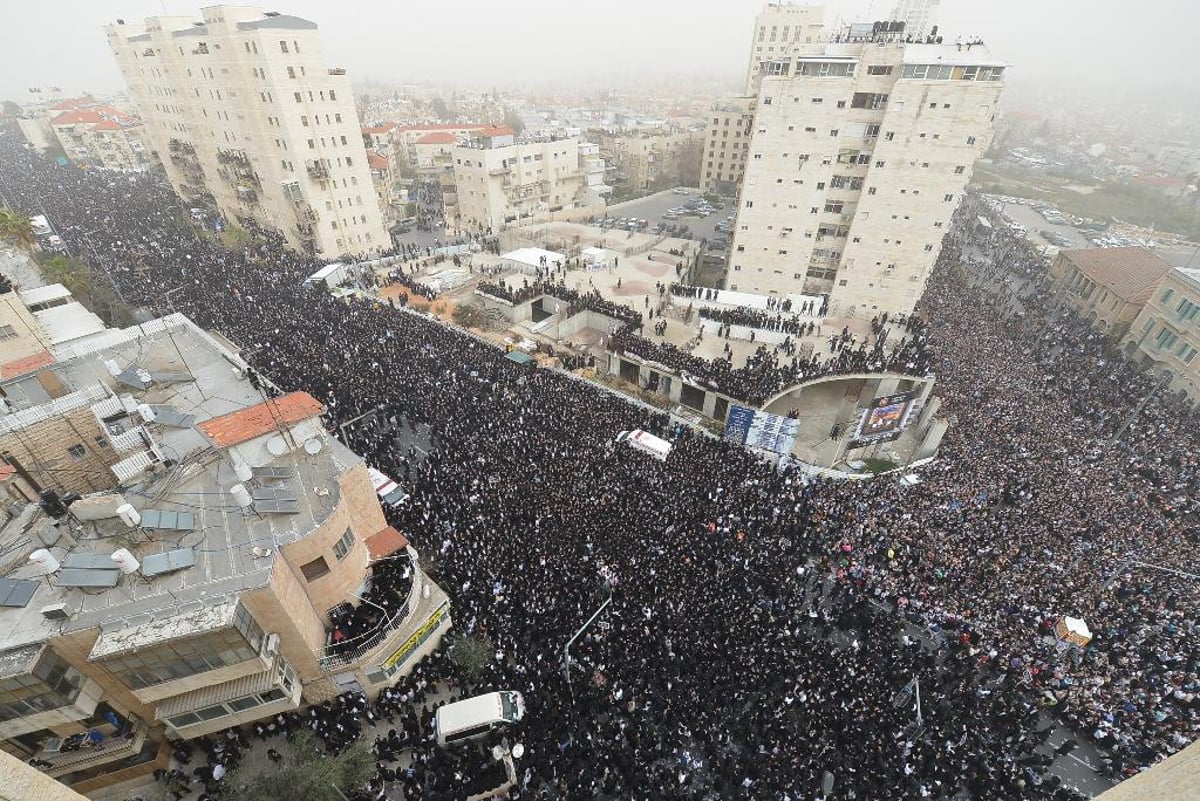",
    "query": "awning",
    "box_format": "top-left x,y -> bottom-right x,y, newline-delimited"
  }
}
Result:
366,526 -> 410,561
505,351 -> 534,365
